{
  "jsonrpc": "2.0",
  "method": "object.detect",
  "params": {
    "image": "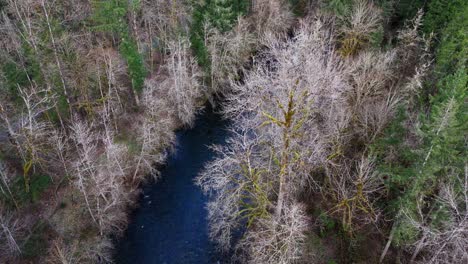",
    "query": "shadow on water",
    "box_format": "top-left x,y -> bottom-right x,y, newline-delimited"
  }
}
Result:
115,107 -> 230,264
